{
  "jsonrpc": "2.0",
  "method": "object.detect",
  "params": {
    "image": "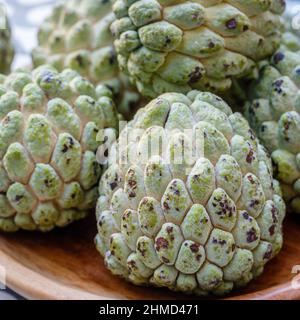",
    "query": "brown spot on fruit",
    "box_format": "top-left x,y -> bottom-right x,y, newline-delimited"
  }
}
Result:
188,66 -> 203,84
269,225 -> 276,236
162,257 -> 170,263
166,226 -> 173,234
190,243 -> 200,253
247,228 -> 258,243
246,150 -> 254,164
263,246 -> 273,260
226,19 -> 237,29
163,202 -> 170,210
155,237 -> 169,250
